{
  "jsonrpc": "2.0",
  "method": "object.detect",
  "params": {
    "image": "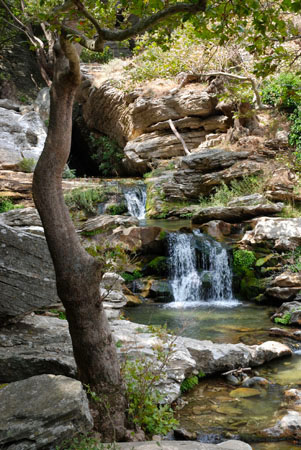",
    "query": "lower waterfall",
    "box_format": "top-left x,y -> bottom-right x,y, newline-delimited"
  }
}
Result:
168,231 -> 239,307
